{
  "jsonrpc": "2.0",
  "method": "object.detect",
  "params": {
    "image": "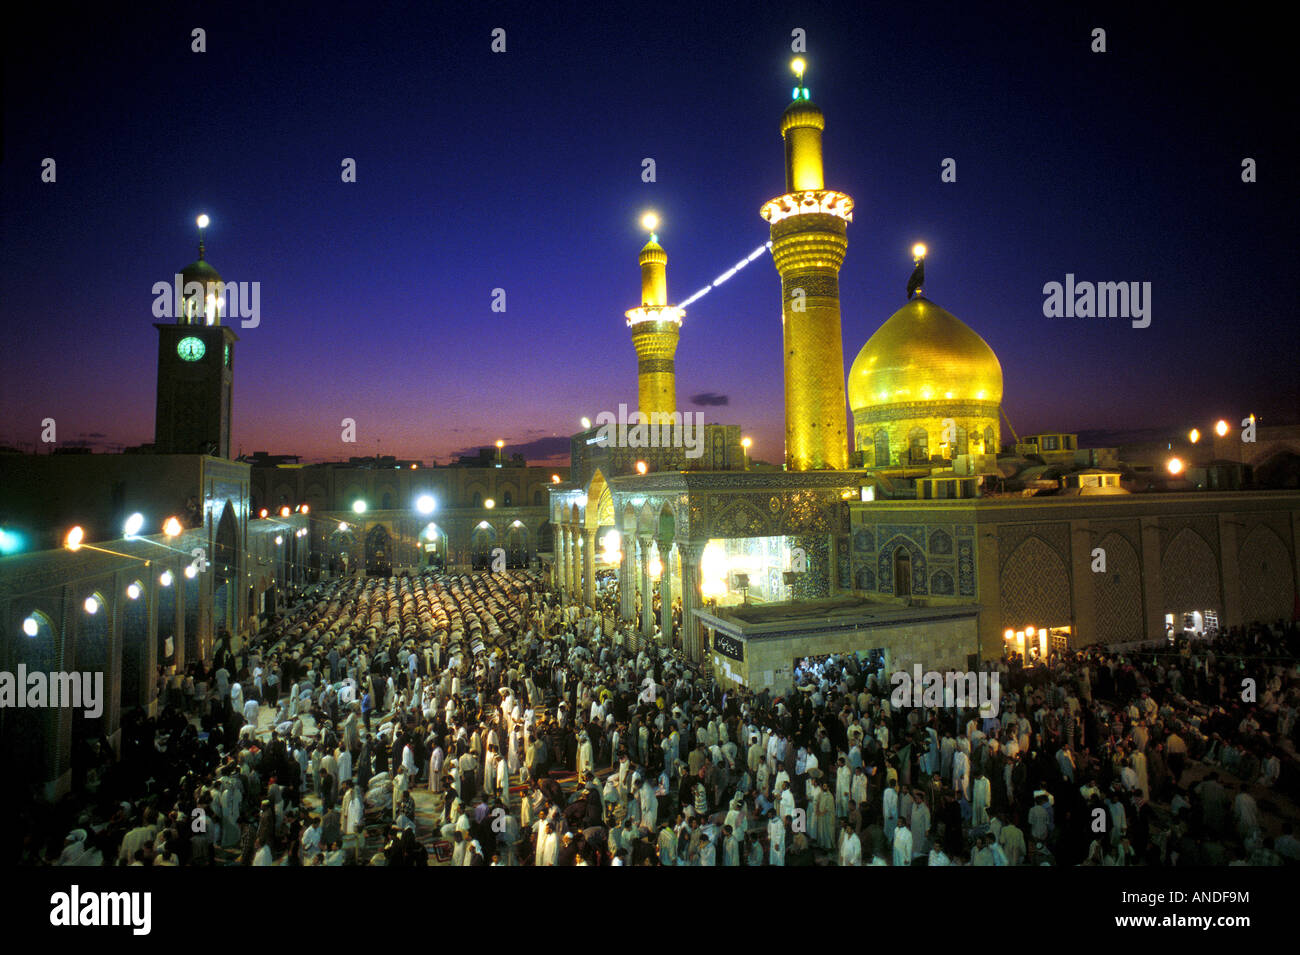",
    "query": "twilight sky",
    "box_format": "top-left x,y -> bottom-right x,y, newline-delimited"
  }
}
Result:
2,2 -> 1295,466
